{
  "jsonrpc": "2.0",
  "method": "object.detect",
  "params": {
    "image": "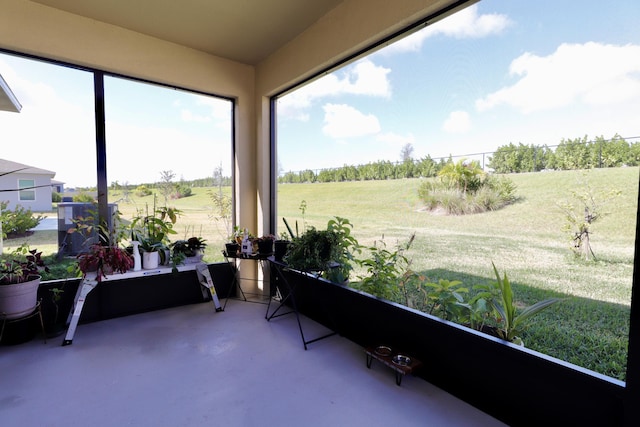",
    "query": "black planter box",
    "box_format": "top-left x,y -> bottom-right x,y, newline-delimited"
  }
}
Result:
276,267 -> 626,427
